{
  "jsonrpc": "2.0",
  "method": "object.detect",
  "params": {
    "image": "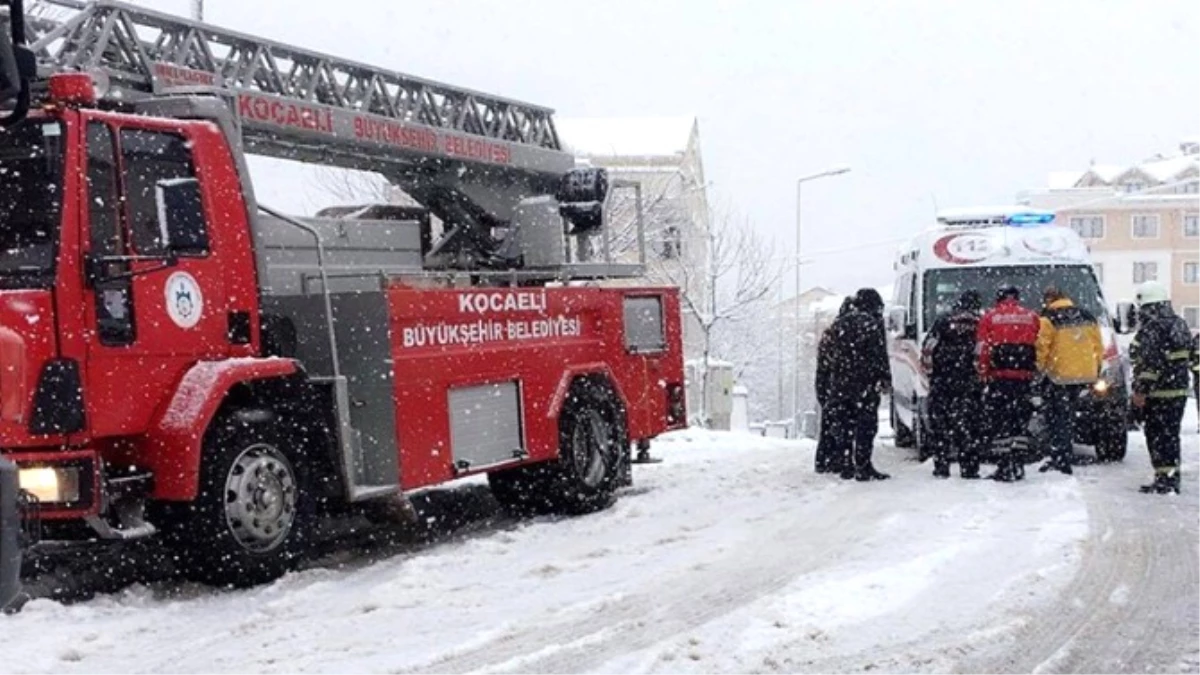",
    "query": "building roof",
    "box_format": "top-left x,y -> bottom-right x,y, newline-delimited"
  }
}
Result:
1048,138 -> 1199,189
556,116 -> 696,158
